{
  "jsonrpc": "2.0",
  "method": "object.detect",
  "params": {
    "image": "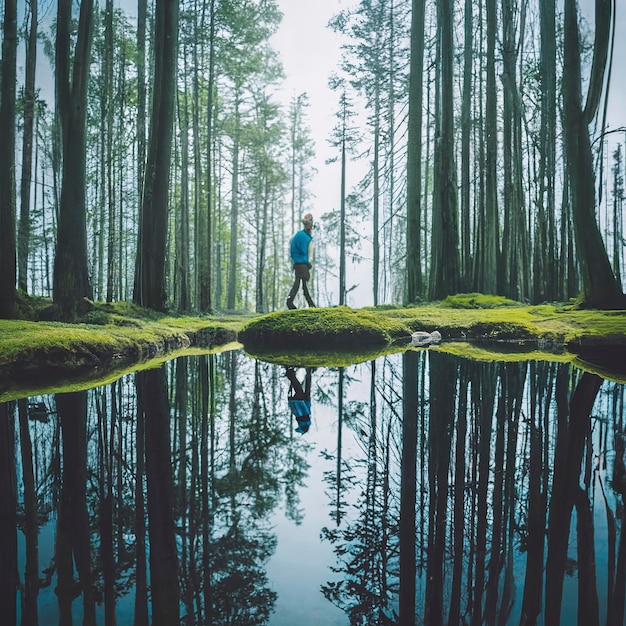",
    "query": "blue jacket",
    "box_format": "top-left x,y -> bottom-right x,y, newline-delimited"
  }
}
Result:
288,398 -> 311,417
290,229 -> 313,264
